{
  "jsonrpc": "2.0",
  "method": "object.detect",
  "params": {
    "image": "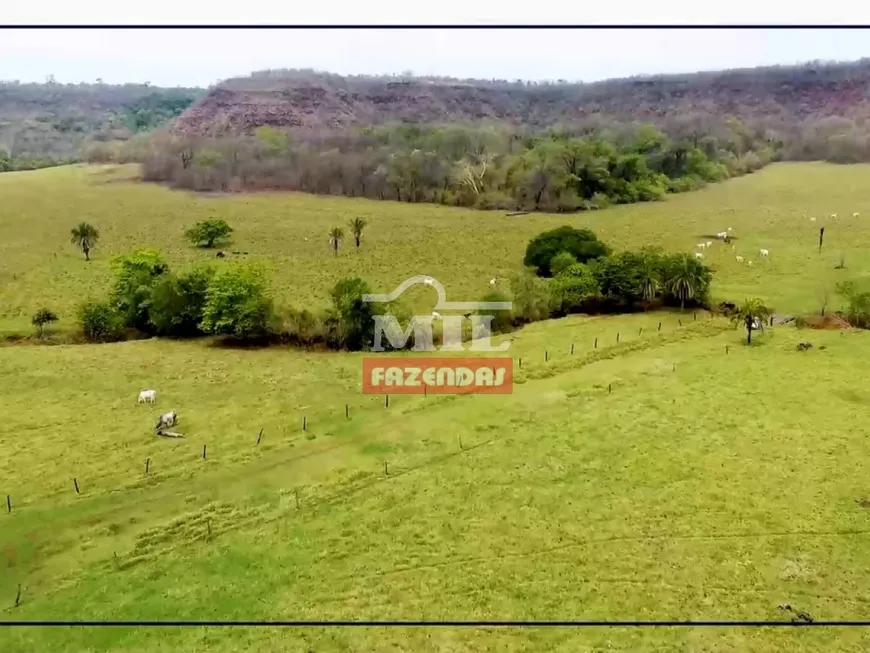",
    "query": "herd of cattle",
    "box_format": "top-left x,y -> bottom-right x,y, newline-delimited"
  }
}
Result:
693,227 -> 768,267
